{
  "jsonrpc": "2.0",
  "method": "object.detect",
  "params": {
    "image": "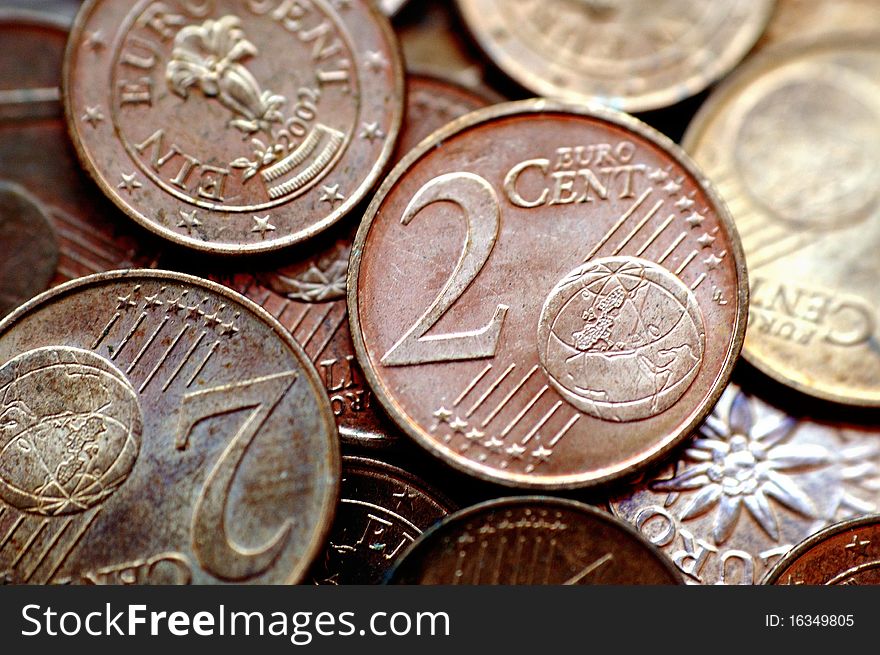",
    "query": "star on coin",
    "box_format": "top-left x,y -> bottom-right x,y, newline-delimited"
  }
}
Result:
675,194 -> 696,211
506,443 -> 526,459
144,293 -> 164,310
704,253 -> 724,269
360,122 -> 385,143
449,417 -> 468,433
663,178 -> 683,194
648,167 -> 670,182
532,446 -> 553,462
319,184 -> 346,208
177,209 -> 201,233
696,233 -> 716,249
465,428 -> 485,441
82,106 -> 104,128
485,437 -> 505,450
365,50 -> 388,72
83,30 -> 106,52
845,535 -> 871,556
251,215 -> 276,237
685,211 -> 706,228
433,407 -> 453,423
118,173 -> 142,195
